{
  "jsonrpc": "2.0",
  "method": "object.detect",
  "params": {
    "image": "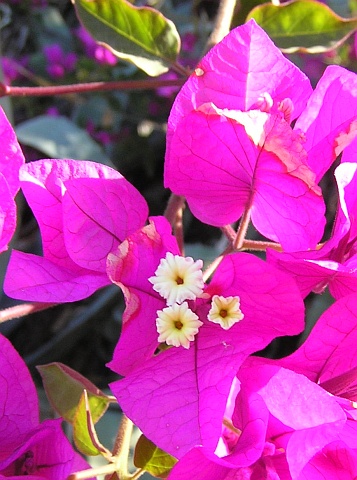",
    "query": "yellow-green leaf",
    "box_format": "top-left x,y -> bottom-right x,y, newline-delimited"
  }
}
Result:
72,0 -> 181,76
134,434 -> 177,478
247,0 -> 357,53
37,362 -> 110,424
73,390 -> 111,456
